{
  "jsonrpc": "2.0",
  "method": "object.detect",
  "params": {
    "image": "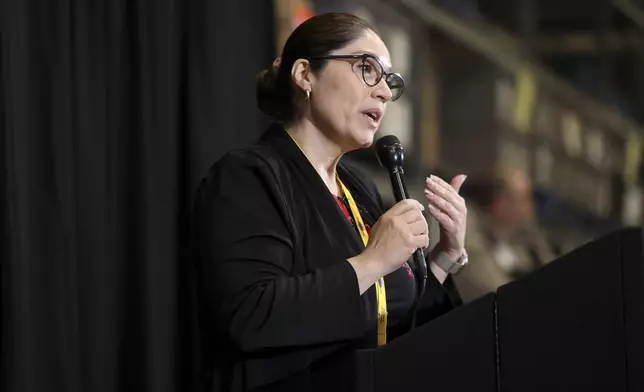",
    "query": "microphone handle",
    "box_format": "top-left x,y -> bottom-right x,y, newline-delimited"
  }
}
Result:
388,169 -> 428,280
388,167 -> 428,330
411,249 -> 428,280
388,168 -> 408,202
